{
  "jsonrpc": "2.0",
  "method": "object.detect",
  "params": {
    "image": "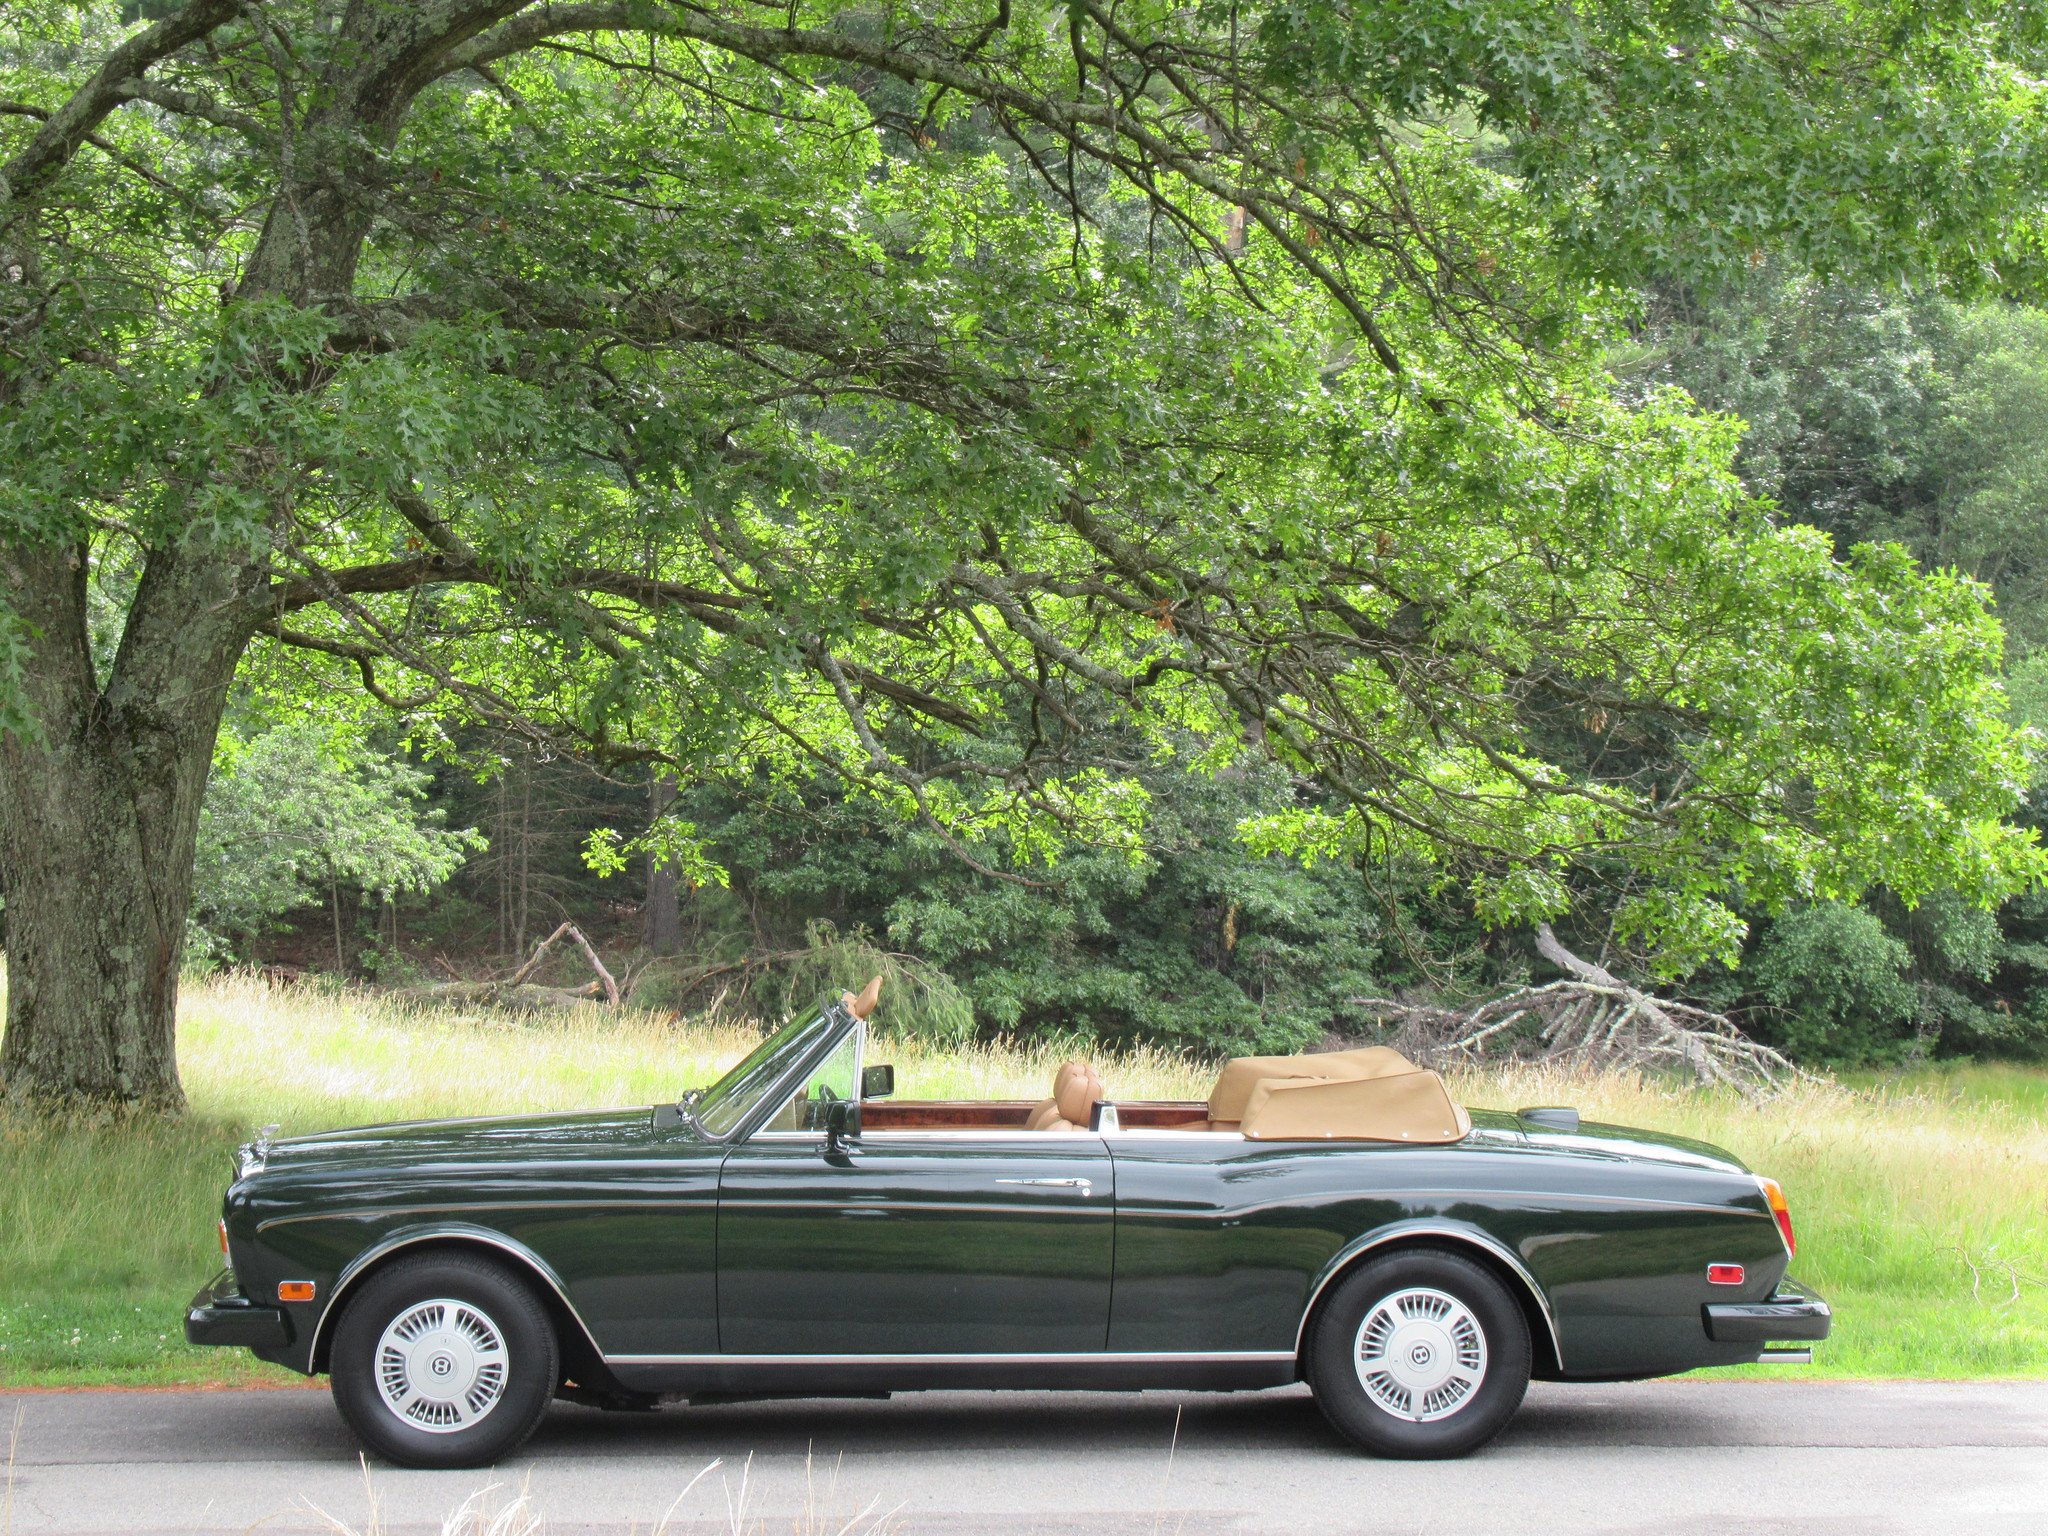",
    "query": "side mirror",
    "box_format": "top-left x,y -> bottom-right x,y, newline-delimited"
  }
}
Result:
861,1063 -> 895,1100
824,1096 -> 860,1150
